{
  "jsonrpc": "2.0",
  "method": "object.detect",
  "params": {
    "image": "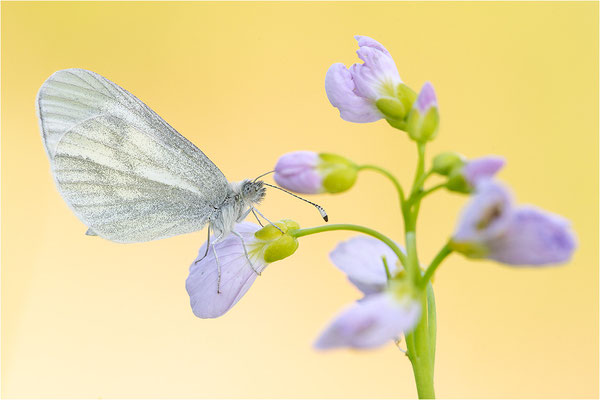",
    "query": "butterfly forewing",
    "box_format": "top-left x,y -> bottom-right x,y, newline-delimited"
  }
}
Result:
37,69 -> 230,243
